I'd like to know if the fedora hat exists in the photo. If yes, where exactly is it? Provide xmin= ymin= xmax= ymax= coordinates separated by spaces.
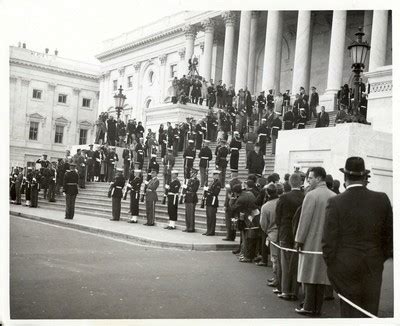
xmin=339 ymin=157 xmax=370 ymax=176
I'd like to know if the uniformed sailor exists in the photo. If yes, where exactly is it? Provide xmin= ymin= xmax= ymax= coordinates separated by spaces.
xmin=257 ymin=118 xmax=268 ymax=156
xmin=108 ymin=168 xmax=125 ymax=221
xmin=164 ymin=170 xmax=181 ymax=230
xmin=183 ymin=168 xmax=200 ymax=232
xmin=63 ymin=162 xmax=79 ymax=219
xmin=215 ymin=139 xmax=229 ymax=188
xmin=144 ymin=169 xmax=159 ymax=226
xmin=203 ymin=170 xmax=222 ymax=236
xmin=183 ymin=140 xmax=196 ymax=183
xmin=198 ymin=140 xmax=212 ymax=187
xmin=125 ymin=169 xmax=143 ymax=223
xmin=229 ymin=131 xmax=242 ymax=177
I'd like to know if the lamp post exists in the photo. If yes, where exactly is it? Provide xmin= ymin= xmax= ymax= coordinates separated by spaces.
xmin=348 ymin=27 xmax=370 ymax=117
xmin=113 ymin=85 xmax=126 ymax=119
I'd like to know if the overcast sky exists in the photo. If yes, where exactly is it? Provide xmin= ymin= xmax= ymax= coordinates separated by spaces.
xmin=3 ymin=0 xmax=181 ymax=64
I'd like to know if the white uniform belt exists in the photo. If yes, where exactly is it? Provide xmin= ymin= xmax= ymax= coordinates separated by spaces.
xmin=201 ymin=157 xmax=210 ymax=160
xmin=259 ymin=133 xmax=267 ymax=136
xmin=272 ymin=126 xmax=279 ymax=129
xmin=298 ymin=123 xmax=305 ymax=125
xmin=66 ymin=183 xmax=77 ymax=185
xmin=168 ymin=193 xmax=179 ymax=196
xmin=116 ymin=186 xmax=123 ymax=189
xmin=247 ymin=141 xmax=253 ymax=143
xmin=231 ymin=148 xmax=239 ymax=150
xmin=219 ymin=157 xmax=228 ymax=160
xmin=185 ymin=156 xmax=194 ymax=159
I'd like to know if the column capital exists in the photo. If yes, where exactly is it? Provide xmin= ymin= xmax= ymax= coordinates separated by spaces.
xmin=178 ymin=48 xmax=186 ymax=60
xmin=222 ymin=11 xmax=237 ymax=26
xmin=158 ymin=54 xmax=168 ymax=65
xmin=183 ymin=24 xmax=197 ymax=39
xmin=118 ymin=67 xmax=125 ymax=77
xmin=21 ymin=78 xmax=30 ymax=86
xmin=133 ymin=62 xmax=141 ymax=72
xmin=47 ymin=83 xmax=57 ymax=91
xmin=73 ymin=88 xmax=81 ymax=95
xmin=201 ymin=18 xmax=216 ymax=33
xmin=10 ymin=75 xmax=18 ymax=83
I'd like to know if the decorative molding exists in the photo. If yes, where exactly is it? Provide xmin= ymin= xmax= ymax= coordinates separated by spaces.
xmin=26 ymin=112 xmax=46 ymax=127
xmin=222 ymin=11 xmax=237 ymax=26
xmin=178 ymin=48 xmax=186 ymax=60
xmin=118 ymin=67 xmax=125 ymax=77
xmin=10 ymin=75 xmax=18 ymax=83
xmin=369 ymin=81 xmax=392 ymax=93
xmin=158 ymin=54 xmax=168 ymax=65
xmin=47 ymin=83 xmax=56 ymax=91
xmin=201 ymin=18 xmax=216 ymax=33
xmin=10 ymin=58 xmax=100 ymax=81
xmin=96 ymin=26 xmax=184 ymax=61
xmin=183 ymin=24 xmax=197 ymax=39
xmin=79 ymin=119 xmax=93 ymax=129
xmin=53 ymin=116 xmax=71 ymax=130
xmin=133 ymin=62 xmax=141 ymax=72
xmin=73 ymin=88 xmax=81 ymax=95
xmin=21 ymin=78 xmax=30 ymax=86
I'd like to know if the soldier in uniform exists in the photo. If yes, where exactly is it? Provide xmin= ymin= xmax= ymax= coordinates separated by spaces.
xmin=159 ymin=126 xmax=168 ymax=159
xmin=244 ymin=125 xmax=258 ymax=168
xmin=135 ymin=138 xmax=145 ymax=170
xmin=86 ymin=144 xmax=95 ymax=182
xmin=147 ymin=154 xmax=160 ymax=180
xmin=106 ymin=147 xmax=119 ymax=182
xmin=63 ymin=162 xmax=79 ymax=219
xmin=203 ymin=171 xmax=222 ymax=236
xmin=172 ymin=124 xmax=180 ymax=157
xmin=271 ymin=113 xmax=282 ymax=155
xmin=108 ymin=168 xmax=125 ymax=221
xmin=122 ymin=143 xmax=133 ymax=180
xmin=283 ymin=106 xmax=295 ymax=130
xmin=297 ymin=108 xmax=307 ymax=129
xmin=36 ymin=154 xmax=50 ymax=171
xmin=257 ymin=91 xmax=267 ymax=122
xmin=195 ymin=122 xmax=203 ymax=150
xmin=77 ymin=150 xmax=87 ymax=189
xmin=229 ymin=131 xmax=242 ymax=178
xmin=309 ymin=86 xmax=319 ymax=119
xmin=267 ymin=89 xmax=275 ymax=111
xmin=144 ymin=169 xmax=159 ymax=226
xmin=124 ymin=169 xmax=143 ymax=223
xmin=198 ymin=140 xmax=212 ymax=188
xmin=163 ymin=148 xmax=175 ymax=187
xmin=183 ymin=168 xmax=200 ymax=232
xmin=29 ymin=169 xmax=40 ymax=208
xmin=215 ymin=139 xmax=229 ymax=188
xmin=257 ymin=118 xmax=268 ymax=156
xmin=223 ymin=178 xmax=242 ymax=241
xmin=24 ymin=167 xmax=33 ymax=206
xmin=47 ymin=162 xmax=57 ymax=202
xmin=164 ymin=170 xmax=181 ymax=230
xmin=183 ymin=140 xmax=196 ymax=184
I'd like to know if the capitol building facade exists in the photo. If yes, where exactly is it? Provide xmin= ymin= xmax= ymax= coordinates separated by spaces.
xmin=95 ymin=10 xmax=392 ymax=126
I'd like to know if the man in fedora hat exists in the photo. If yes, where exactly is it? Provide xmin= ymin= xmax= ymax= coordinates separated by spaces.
xmin=322 ymin=157 xmax=392 ymax=318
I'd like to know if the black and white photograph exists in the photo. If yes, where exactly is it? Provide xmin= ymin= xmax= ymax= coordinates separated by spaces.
xmin=0 ymin=0 xmax=398 ymax=325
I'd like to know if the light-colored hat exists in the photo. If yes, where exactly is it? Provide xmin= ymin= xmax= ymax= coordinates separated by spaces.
xmin=134 ymin=169 xmax=142 ymax=173
xmin=188 ymin=140 xmax=194 ymax=143
xmin=151 ymin=154 xmax=157 ymax=158
xmin=116 ymin=167 xmax=123 ymax=172
xmin=212 ymin=170 xmax=220 ymax=174
xmin=171 ymin=170 xmax=179 ymax=174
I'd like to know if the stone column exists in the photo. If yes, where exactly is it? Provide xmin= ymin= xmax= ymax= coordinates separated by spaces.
xmin=247 ymin=11 xmax=260 ymax=93
xmin=183 ymin=25 xmax=197 ymax=63
xmin=158 ymin=54 xmax=167 ymax=101
xmin=178 ymin=48 xmax=186 ymax=76
xmin=363 ymin=10 xmax=373 ymax=71
xmin=221 ymin=11 xmax=237 ymax=86
xmin=234 ymin=11 xmax=252 ymax=91
xmin=291 ymin=11 xmax=312 ymax=94
xmin=369 ymin=10 xmax=388 ymax=72
xmin=326 ymin=11 xmax=347 ymax=93
xmin=201 ymin=18 xmax=215 ymax=81
xmin=262 ymin=11 xmax=282 ymax=92
xmin=133 ymin=62 xmax=141 ymax=121
xmin=274 ymin=13 xmax=283 ymax=93
xmin=73 ymin=88 xmax=81 ymax=144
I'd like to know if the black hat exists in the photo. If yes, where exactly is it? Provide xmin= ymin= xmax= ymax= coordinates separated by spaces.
xmin=339 ymin=157 xmax=370 ymax=176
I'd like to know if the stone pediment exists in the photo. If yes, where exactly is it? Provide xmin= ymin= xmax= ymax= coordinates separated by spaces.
xmin=79 ymin=120 xmax=93 ymax=128
xmin=54 ymin=116 xmax=69 ymax=125
xmin=28 ymin=112 xmax=45 ymax=120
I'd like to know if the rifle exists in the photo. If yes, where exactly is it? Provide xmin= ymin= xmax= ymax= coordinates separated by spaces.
xmin=200 ymin=160 xmax=209 ymax=208
xmin=179 ymin=181 xmax=186 ymax=204
xmin=162 ymin=159 xmax=170 ymax=205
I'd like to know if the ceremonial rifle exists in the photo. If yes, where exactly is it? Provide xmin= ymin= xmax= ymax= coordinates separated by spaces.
xmin=200 ymin=159 xmax=209 ymax=209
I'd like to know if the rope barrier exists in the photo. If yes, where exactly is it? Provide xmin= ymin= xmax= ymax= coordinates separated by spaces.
xmin=269 ymin=241 xmax=379 ymax=318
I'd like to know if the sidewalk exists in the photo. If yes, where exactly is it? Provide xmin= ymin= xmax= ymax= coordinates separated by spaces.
xmin=10 ymin=205 xmax=239 ymax=251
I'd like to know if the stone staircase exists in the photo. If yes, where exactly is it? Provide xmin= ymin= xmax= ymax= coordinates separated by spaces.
xmin=37 ymin=110 xmax=338 ymax=235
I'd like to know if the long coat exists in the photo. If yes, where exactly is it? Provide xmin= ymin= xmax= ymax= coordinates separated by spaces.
xmin=295 ymin=182 xmax=335 ymax=285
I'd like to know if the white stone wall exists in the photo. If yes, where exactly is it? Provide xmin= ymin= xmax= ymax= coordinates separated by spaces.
xmin=9 ymin=46 xmax=100 ymax=167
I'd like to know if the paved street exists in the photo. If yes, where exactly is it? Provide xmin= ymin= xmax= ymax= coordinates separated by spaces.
xmin=10 ymin=216 xmax=393 ymax=319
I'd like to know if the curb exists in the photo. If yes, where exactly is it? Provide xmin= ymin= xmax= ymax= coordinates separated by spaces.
xmin=10 ymin=210 xmax=239 ymax=252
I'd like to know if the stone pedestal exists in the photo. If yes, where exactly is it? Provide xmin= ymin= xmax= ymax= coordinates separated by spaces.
xmin=274 ymin=123 xmax=392 ymax=202
xmin=145 ymin=103 xmax=209 ymax=135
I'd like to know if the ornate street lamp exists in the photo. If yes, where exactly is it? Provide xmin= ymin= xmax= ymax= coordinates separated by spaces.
xmin=348 ymin=27 xmax=370 ymax=117
xmin=113 ymin=85 xmax=126 ymax=119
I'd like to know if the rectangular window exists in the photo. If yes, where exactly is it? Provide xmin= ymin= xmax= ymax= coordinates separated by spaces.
xmin=32 ymin=89 xmax=42 ymax=99
xmin=54 ymin=125 xmax=64 ymax=144
xmin=113 ymin=80 xmax=118 ymax=91
xmin=29 ymin=121 xmax=39 ymax=140
xmin=79 ymin=129 xmax=87 ymax=145
xmin=127 ymin=76 xmax=133 ymax=88
xmin=170 ymin=64 xmax=177 ymax=78
xmin=82 ymin=98 xmax=91 ymax=108
xmin=58 ymin=94 xmax=67 ymax=104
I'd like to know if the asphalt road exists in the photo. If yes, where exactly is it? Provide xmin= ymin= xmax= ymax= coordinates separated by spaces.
xmin=10 ymin=216 xmax=393 ymax=319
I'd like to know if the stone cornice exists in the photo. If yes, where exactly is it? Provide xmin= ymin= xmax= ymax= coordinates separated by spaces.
xmin=96 ymin=26 xmax=184 ymax=61
xmin=10 ymin=58 xmax=100 ymax=81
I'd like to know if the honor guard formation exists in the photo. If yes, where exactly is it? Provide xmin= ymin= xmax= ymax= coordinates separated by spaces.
xmin=10 ymin=77 xmax=391 ymax=319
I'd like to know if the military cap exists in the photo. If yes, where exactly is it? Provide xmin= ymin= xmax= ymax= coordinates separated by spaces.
xmin=134 ymin=169 xmax=142 ymax=173
xmin=27 ymin=167 xmax=33 ymax=170
xmin=188 ymin=140 xmax=194 ymax=143
xmin=212 ymin=170 xmax=220 ymax=174
xmin=204 ymin=140 xmax=210 ymax=143
xmin=171 ymin=170 xmax=179 ymax=174
xmin=151 ymin=153 xmax=157 ymax=158
xmin=116 ymin=168 xmax=123 ymax=172
xmin=167 ymin=147 xmax=173 ymax=151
